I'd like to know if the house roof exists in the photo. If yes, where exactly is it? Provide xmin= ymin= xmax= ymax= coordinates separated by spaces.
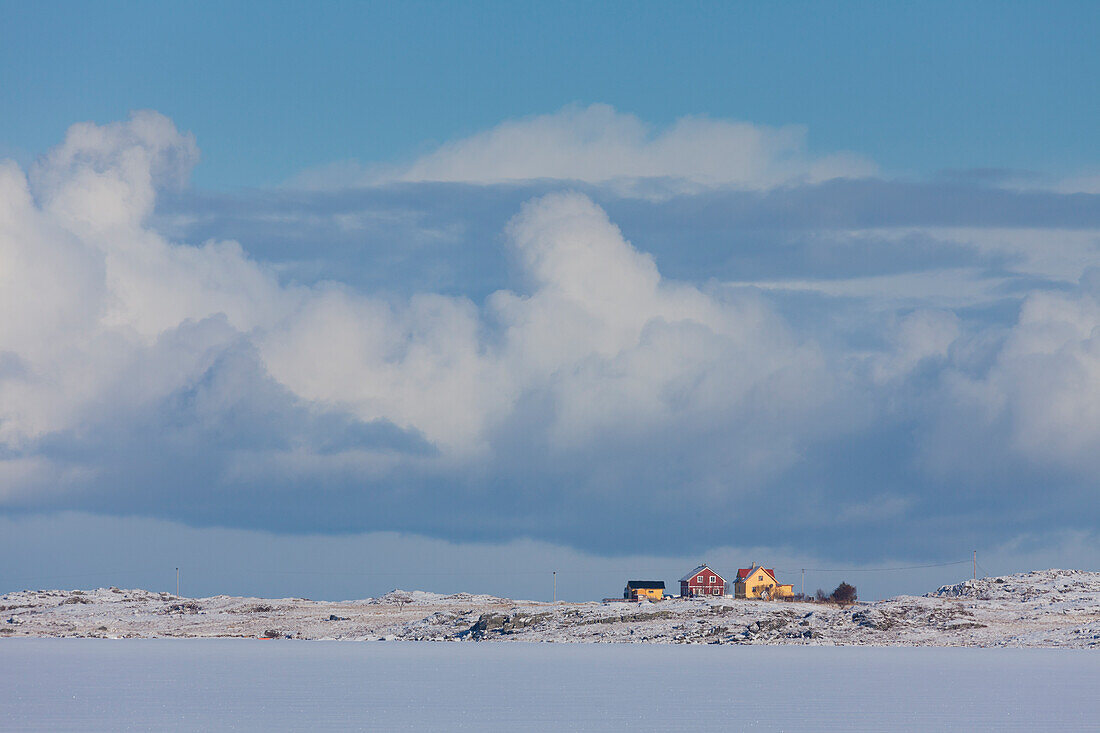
xmin=736 ymin=566 xmax=778 ymax=583
xmin=679 ymin=564 xmax=726 ymax=583
xmin=626 ymin=580 xmax=665 ymax=589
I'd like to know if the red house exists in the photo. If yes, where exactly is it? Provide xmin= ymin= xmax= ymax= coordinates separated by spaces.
xmin=679 ymin=564 xmax=726 ymax=597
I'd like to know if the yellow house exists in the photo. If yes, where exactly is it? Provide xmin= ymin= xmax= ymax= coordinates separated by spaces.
xmin=624 ymin=580 xmax=665 ymax=601
xmin=733 ymin=566 xmax=794 ymax=600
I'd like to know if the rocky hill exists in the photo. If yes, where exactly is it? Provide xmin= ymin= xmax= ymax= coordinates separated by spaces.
xmin=3 ymin=570 xmax=1098 ymax=648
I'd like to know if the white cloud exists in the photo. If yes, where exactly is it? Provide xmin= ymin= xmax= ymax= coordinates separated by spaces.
xmin=911 ymin=270 xmax=1100 ymax=484
xmin=1033 ymin=172 xmax=1100 ymax=195
xmin=728 ymin=226 xmax=1100 ymax=314
xmin=491 ymin=194 xmax=833 ymax=453
xmin=259 ymin=286 xmax=505 ymax=454
xmin=32 ymin=110 xmax=198 ymax=232
xmin=4 ymin=110 xmax=1099 ymax=558
xmin=0 ymin=112 xmax=838 ymax=498
xmin=0 ymin=113 xmax=293 ymax=450
xmin=917 ymin=227 xmax=1100 ymax=286
xmin=978 ymin=274 xmax=1100 ymax=469
xmin=260 ymin=192 xmax=833 ymax=458
xmin=871 ymin=310 xmax=961 ymax=384
xmin=290 ymin=104 xmax=876 ymax=192
xmin=726 ymin=268 xmax=1009 ymax=310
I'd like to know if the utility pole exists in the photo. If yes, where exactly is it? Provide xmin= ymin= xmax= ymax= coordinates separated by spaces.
xmin=176 ymin=567 xmax=179 ymax=597
xmin=801 ymin=569 xmax=805 ymax=596
xmin=973 ymin=550 xmax=977 ymax=580
xmin=553 ymin=571 xmax=557 ymax=603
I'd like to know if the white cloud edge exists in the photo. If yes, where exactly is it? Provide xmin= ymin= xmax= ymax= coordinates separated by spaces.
xmin=287 ymin=103 xmax=878 ymax=193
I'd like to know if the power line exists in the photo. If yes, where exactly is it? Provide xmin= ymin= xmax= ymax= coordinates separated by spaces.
xmin=3 ymin=560 xmax=974 ymax=582
xmin=0 ymin=569 xmax=166 ymax=586
xmin=774 ymin=560 xmax=971 ymax=574
xmin=0 ymin=559 xmax=976 ymax=591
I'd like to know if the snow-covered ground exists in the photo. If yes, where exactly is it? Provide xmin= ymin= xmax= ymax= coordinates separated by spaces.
xmin=1 ymin=639 xmax=1096 ymax=730
xmin=2 ymin=570 xmax=1099 ymax=647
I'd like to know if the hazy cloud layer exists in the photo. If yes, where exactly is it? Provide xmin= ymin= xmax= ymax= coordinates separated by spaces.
xmin=2 ymin=112 xmax=1099 ymax=573
xmin=3 ymin=513 xmax=1094 ymax=602
xmin=291 ymin=104 xmax=876 ymax=193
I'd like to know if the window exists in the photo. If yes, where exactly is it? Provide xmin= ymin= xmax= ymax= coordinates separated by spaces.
xmin=697 ymin=575 xmax=703 ymax=582
xmin=758 ymin=575 xmax=763 ymax=581
xmin=709 ymin=576 xmax=716 ymax=583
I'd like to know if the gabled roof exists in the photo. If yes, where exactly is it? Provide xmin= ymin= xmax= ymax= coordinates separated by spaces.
xmin=626 ymin=580 xmax=665 ymax=589
xmin=679 ymin=564 xmax=726 ymax=583
xmin=736 ymin=566 xmax=778 ymax=583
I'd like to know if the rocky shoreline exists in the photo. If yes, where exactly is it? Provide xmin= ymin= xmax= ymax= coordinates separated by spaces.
xmin=3 ymin=570 xmax=1098 ymax=648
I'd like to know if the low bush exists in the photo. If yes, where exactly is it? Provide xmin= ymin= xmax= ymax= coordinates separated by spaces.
xmin=831 ymin=582 xmax=858 ymax=607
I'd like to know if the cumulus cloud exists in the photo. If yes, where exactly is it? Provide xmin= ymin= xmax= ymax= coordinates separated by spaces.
xmin=291 ymin=104 xmax=876 ymax=192
xmin=944 ymin=272 xmax=1100 ymax=472
xmin=32 ymin=110 xmax=198 ymax=230
xmin=870 ymin=310 xmax=961 ymax=384
xmin=3 ymin=111 xmax=1099 ymax=562
xmin=0 ymin=112 xmax=839 ymax=522
xmin=0 ymin=112 xmax=290 ymax=453
xmin=256 ymin=191 xmax=835 ymax=459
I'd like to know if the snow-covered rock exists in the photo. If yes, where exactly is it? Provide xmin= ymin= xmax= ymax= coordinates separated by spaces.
xmin=2 ymin=570 xmax=1098 ymax=648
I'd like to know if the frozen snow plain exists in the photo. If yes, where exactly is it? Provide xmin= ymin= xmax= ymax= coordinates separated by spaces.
xmin=1 ymin=639 xmax=1096 ymax=731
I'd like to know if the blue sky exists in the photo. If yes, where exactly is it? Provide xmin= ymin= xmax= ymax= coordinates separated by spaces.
xmin=4 ymin=2 xmax=1099 ymax=188
xmin=2 ymin=2 xmax=1099 ymax=601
